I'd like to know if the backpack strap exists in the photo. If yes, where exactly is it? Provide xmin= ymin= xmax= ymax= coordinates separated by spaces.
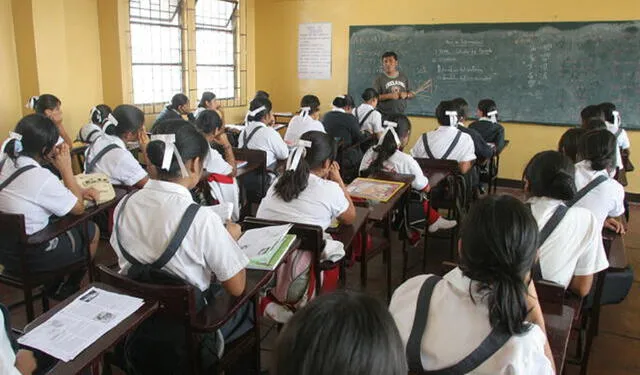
xmin=530 ymin=203 xmax=569 ymax=281
xmin=0 ymin=161 xmax=36 ymax=193
xmin=115 ymin=191 xmax=201 ymax=269
xmin=242 ymin=126 xmax=263 ymax=150
xmin=421 ymin=133 xmax=436 ymax=159
xmin=84 ymin=143 xmax=120 ymax=174
xmin=407 ymin=275 xmax=512 ymax=375
xmin=358 ymin=109 xmax=376 ymax=128
xmin=441 ymin=130 xmax=462 ymax=160
xmin=615 ymin=128 xmax=622 ymax=139
xmin=568 ymin=175 xmax=608 ymax=207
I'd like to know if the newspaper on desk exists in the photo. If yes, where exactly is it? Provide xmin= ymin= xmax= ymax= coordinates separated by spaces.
xmin=18 ymin=287 xmax=144 ymax=362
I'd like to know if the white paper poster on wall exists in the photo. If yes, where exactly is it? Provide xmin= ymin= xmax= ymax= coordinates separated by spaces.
xmin=298 ymin=22 xmax=332 ymax=80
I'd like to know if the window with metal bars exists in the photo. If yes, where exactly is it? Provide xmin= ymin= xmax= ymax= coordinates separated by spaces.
xmin=195 ymin=0 xmax=238 ymax=100
xmin=129 ymin=0 xmax=184 ymax=105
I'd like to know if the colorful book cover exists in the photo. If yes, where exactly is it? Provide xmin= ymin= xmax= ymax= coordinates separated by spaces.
xmin=346 ymin=177 xmax=405 ymax=203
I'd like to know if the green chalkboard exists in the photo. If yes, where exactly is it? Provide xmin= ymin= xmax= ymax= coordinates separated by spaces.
xmin=348 ymin=21 xmax=640 ymax=129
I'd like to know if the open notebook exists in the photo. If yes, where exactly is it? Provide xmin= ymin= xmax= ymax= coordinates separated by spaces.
xmin=238 ymin=224 xmax=296 ymax=271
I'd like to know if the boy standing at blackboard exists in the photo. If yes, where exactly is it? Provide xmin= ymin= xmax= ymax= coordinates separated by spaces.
xmin=373 ymin=51 xmax=415 ymax=115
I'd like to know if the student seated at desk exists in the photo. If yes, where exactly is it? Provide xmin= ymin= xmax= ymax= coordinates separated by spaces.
xmin=78 ymin=105 xmax=116 ymax=144
xmin=284 ymin=95 xmax=326 ymax=145
xmin=194 ymin=110 xmax=240 ymax=221
xmin=26 ymin=94 xmax=73 ymax=147
xmin=359 ymin=115 xmax=456 ymax=233
xmin=469 ymin=98 xmax=506 ymax=152
xmin=354 ymin=88 xmax=384 ymax=139
xmin=323 ymin=95 xmax=366 ymax=181
xmin=573 ymin=129 xmax=625 ymax=233
xmin=390 ymin=195 xmax=554 ymax=374
xmin=273 ymin=291 xmax=407 ymax=375
xmin=410 ymin=100 xmax=476 ymax=174
xmin=582 ymin=118 xmax=624 ymax=171
xmin=0 ymin=114 xmax=100 ymax=300
xmin=238 ymin=97 xmax=289 ymax=169
xmin=83 ymin=105 xmax=149 ymax=188
xmin=580 ymin=104 xmax=604 ymax=128
xmin=151 ymin=93 xmax=195 ymax=131
xmin=192 ymin=91 xmax=224 ymax=121
xmin=524 ymin=151 xmax=608 ymax=296
xmin=452 ymin=98 xmax=493 ymax=162
xmin=110 ymin=121 xmax=252 ymax=371
xmin=558 ymin=127 xmax=587 ymax=163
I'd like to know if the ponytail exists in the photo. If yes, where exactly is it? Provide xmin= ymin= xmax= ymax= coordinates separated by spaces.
xmin=332 ymin=95 xmax=355 ymax=109
xmin=106 ymin=105 xmax=144 ymax=137
xmin=361 ymin=88 xmax=379 ymax=102
xmin=523 ymin=151 xmax=576 ymax=201
xmin=478 ymin=99 xmax=498 ymax=118
xmin=247 ymin=97 xmax=272 ymax=123
xmin=27 ymin=94 xmax=61 ymax=114
xmin=578 ymin=129 xmax=617 ymax=171
xmin=361 ymin=115 xmax=410 ymax=178
xmin=147 ymin=120 xmax=209 ymax=180
xmin=3 ymin=114 xmax=59 ymax=162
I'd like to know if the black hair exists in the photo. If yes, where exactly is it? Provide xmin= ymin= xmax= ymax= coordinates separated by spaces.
xmin=273 ymin=290 xmax=407 ymax=375
xmin=583 ymin=118 xmax=607 ymax=131
xmin=381 ymin=51 xmax=398 ymax=61
xmin=478 ymin=99 xmax=498 ymax=117
xmin=558 ymin=128 xmax=587 ymax=163
xmin=4 ymin=114 xmax=59 ymax=161
xmin=435 ymin=100 xmax=457 ymax=126
xmin=247 ymin=97 xmax=273 ymax=122
xmin=300 ymin=95 xmax=321 ymax=115
xmin=254 ymin=90 xmax=270 ymax=100
xmin=90 ymin=104 xmax=113 ymax=126
xmin=578 ymin=129 xmax=617 ymax=171
xmin=32 ymin=94 xmax=61 ymax=114
xmin=598 ymin=102 xmax=617 ymax=124
xmin=361 ymin=88 xmax=379 ymax=102
xmin=459 ymin=195 xmax=539 ymax=335
xmin=274 ymin=131 xmax=336 ymax=202
xmin=169 ymin=93 xmax=189 ymax=110
xmin=580 ymin=105 xmax=604 ymax=126
xmin=105 ymin=104 xmax=145 ymax=137
xmin=523 ymin=151 xmax=576 ymax=201
xmin=332 ymin=95 xmax=355 ymax=109
xmin=452 ymin=97 xmax=469 ymax=121
xmin=194 ymin=110 xmax=223 ymax=135
xmin=198 ymin=92 xmax=216 ymax=108
xmin=147 ymin=119 xmax=209 ymax=180
xmin=361 ymin=114 xmax=411 ymax=177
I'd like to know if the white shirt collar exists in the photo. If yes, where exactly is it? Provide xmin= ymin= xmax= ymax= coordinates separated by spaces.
xmin=479 ymin=117 xmax=491 ymax=122
xmin=437 ymin=125 xmax=459 ymax=132
xmin=443 ymin=267 xmax=487 ymax=299
xmin=14 ymin=155 xmax=41 ymax=168
xmin=359 ymin=103 xmax=374 ymax=110
xmin=247 ymin=120 xmax=267 ymax=128
xmin=332 ymin=107 xmax=346 ymax=113
xmin=144 ymin=179 xmax=194 ymax=200
xmin=575 ymin=160 xmax=609 ymax=178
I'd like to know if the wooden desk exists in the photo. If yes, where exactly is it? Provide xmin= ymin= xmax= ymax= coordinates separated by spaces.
xmin=541 ymin=301 xmax=576 ymax=374
xmin=329 ymin=207 xmax=370 ymax=286
xmin=602 ymin=228 xmax=628 ymax=270
xmin=23 ymin=282 xmax=159 ymax=375
xmin=233 ymin=148 xmax=266 ymax=178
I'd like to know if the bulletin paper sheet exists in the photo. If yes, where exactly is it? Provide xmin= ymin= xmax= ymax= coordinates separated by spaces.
xmin=18 ymin=287 xmax=144 ymax=362
xmin=298 ymin=22 xmax=332 ymax=80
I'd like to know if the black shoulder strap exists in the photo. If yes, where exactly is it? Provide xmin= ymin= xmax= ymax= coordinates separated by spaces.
xmin=358 ymin=109 xmax=376 ymax=128
xmin=408 ymin=275 xmax=512 ymax=374
xmin=531 ymin=204 xmax=569 ymax=281
xmin=441 ymin=130 xmax=462 ymax=160
xmin=115 ymin=192 xmax=201 ymax=269
xmin=568 ymin=175 xmax=608 ymax=207
xmin=615 ymin=128 xmax=622 ymax=138
xmin=242 ymin=126 xmax=263 ymax=149
xmin=422 ymin=133 xmax=436 ymax=159
xmin=0 ymin=162 xmax=36 ymax=192
xmin=85 ymin=143 xmax=120 ymax=174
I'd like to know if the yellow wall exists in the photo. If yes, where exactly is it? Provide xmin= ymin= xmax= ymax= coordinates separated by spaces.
xmin=254 ymin=0 xmax=640 ymax=193
xmin=0 ymin=0 xmax=23 ymax=136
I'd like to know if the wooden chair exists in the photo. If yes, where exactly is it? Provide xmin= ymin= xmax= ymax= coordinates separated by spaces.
xmin=96 ymin=265 xmax=261 ymax=375
xmin=487 ymin=140 xmax=510 ymax=194
xmin=0 ymin=213 xmax=92 ymax=323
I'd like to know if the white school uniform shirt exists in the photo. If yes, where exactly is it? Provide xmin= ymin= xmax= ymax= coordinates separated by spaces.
xmin=204 ymin=145 xmax=233 ymax=175
xmin=410 ymin=126 xmax=476 ymax=163
xmin=573 ymin=160 xmax=625 ymax=228
xmin=0 ymin=311 xmax=20 ymax=375
xmin=204 ymin=146 xmax=240 ymax=221
xmin=0 ymin=156 xmax=77 ymax=235
xmin=605 ymin=121 xmax=631 ymax=150
xmin=84 ymin=134 xmax=147 ymax=186
xmin=238 ymin=121 xmax=289 ymax=167
xmin=359 ymin=148 xmax=429 ymax=191
xmin=110 ymin=180 xmax=249 ymax=291
xmin=283 ymin=115 xmax=326 ymax=144
xmin=390 ymin=268 xmax=553 ymax=374
xmin=528 ymin=196 xmax=608 ymax=288
xmin=353 ymin=103 xmax=383 ymax=135
xmin=256 ymin=173 xmax=349 ymax=230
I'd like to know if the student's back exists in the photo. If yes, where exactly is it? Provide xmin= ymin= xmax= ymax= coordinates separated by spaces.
xmin=469 ymin=99 xmax=506 ymax=152
xmin=322 ymin=111 xmax=363 ymax=149
xmin=238 ymin=97 xmax=288 ymax=167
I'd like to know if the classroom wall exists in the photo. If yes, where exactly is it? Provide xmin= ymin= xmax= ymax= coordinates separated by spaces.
xmin=254 ymin=0 xmax=640 ymax=193
xmin=0 ymin=0 xmax=23 ymax=136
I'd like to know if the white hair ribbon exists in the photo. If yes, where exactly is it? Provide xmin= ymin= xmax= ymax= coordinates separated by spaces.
xmin=248 ymin=105 xmax=266 ymax=118
xmin=445 ymin=111 xmax=458 ymax=126
xmin=55 ymin=137 xmax=64 ymax=146
xmin=286 ymin=139 xmax=312 ymax=171
xmin=487 ymin=110 xmax=498 ymax=123
xmin=2 ymin=132 xmax=23 ymax=154
xmin=612 ymin=110 xmax=621 ymax=128
xmin=26 ymin=96 xmax=39 ymax=110
xmin=90 ymin=107 xmax=102 ymax=124
xmin=380 ymin=120 xmax=400 ymax=147
xmin=300 ymin=107 xmax=311 ymax=118
xmin=103 ymin=113 xmax=118 ymax=131
xmin=150 ymin=134 xmax=189 ymax=178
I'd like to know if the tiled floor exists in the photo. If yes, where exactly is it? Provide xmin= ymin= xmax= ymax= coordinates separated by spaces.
xmin=2 ymin=188 xmax=638 ymax=374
